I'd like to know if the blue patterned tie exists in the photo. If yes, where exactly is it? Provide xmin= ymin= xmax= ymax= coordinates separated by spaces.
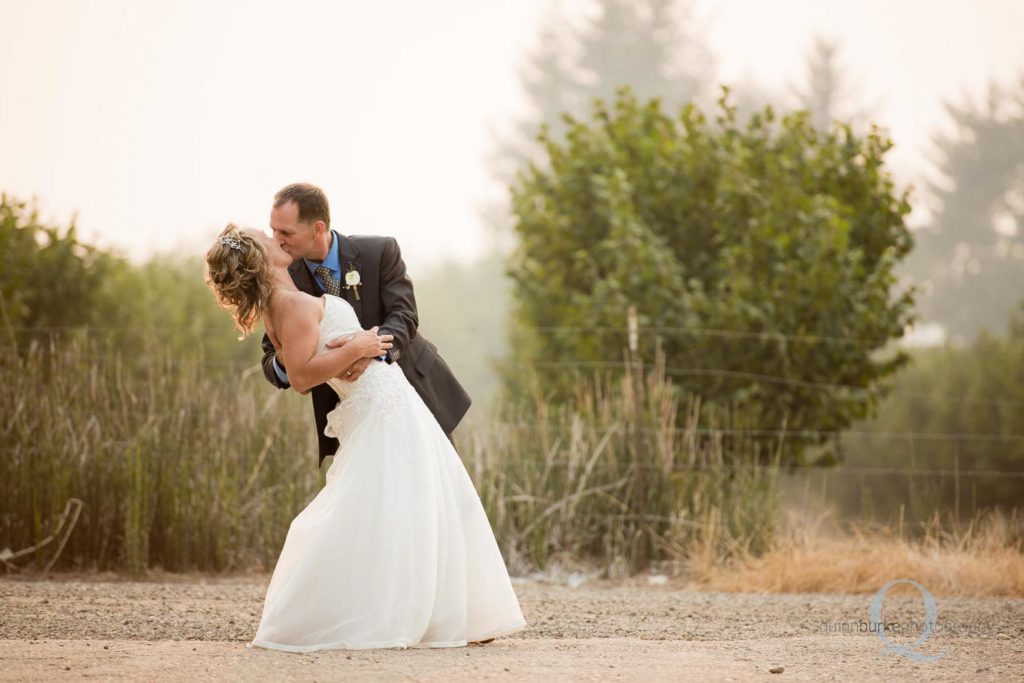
xmin=315 ymin=266 xmax=341 ymax=297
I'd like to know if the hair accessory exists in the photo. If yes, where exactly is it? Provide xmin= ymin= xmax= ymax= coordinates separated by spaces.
xmin=217 ymin=235 xmax=243 ymax=251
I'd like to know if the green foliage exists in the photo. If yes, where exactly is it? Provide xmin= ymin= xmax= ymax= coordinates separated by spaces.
xmin=0 ymin=195 xmax=125 ymax=333
xmin=507 ymin=88 xmax=916 ymax=464
xmin=0 ymin=194 xmax=260 ymax=367
xmin=834 ymin=301 xmax=1024 ymax=521
xmin=104 ymin=255 xmax=263 ymax=366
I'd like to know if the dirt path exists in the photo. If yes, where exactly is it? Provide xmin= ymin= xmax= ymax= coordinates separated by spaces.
xmin=1 ymin=575 xmax=1021 ymax=681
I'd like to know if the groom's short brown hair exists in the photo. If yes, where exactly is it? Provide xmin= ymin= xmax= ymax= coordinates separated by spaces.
xmin=274 ymin=182 xmax=331 ymax=228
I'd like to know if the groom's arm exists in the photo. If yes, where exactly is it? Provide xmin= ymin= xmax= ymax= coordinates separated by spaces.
xmin=376 ymin=236 xmax=418 ymax=365
xmin=261 ymin=331 xmax=291 ymax=389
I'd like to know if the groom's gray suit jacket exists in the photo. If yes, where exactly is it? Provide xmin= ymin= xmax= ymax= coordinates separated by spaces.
xmin=260 ymin=231 xmax=472 ymax=466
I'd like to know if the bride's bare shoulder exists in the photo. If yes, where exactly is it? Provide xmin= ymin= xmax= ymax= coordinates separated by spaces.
xmin=270 ymin=290 xmax=322 ymax=323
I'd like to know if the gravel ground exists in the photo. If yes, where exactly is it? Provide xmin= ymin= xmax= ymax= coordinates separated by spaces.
xmin=1 ymin=574 xmax=1022 ymax=681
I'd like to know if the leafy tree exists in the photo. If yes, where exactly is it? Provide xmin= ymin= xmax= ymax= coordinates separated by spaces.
xmin=111 ymin=254 xmax=263 ymax=366
xmin=0 ymin=194 xmax=259 ymax=367
xmin=507 ymin=89 xmax=916 ymax=464
xmin=0 ymin=195 xmax=123 ymax=335
xmin=838 ymin=301 xmax=1024 ymax=520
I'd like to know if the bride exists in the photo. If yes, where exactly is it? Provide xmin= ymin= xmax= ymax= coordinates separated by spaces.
xmin=205 ymin=224 xmax=527 ymax=651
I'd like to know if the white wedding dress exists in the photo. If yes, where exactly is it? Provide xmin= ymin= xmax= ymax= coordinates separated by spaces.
xmin=250 ymin=294 xmax=526 ymax=652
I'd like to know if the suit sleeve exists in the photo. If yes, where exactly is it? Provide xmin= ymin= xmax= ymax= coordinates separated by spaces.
xmin=377 ymin=237 xmax=418 ymax=364
xmin=261 ymin=331 xmax=290 ymax=389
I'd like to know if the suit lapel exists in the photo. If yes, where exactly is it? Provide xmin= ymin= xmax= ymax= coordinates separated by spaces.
xmin=336 ymin=232 xmax=364 ymax=323
xmin=288 ymin=259 xmax=321 ymax=296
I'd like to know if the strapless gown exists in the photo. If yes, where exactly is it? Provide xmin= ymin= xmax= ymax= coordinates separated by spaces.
xmin=250 ymin=294 xmax=526 ymax=651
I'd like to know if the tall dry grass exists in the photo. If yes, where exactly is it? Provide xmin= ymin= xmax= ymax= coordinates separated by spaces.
xmin=14 ymin=336 xmax=1018 ymax=596
xmin=2 ymin=340 xmax=782 ymax=577
xmin=1 ymin=338 xmax=320 ymax=573
xmin=463 ymin=354 xmax=781 ymax=577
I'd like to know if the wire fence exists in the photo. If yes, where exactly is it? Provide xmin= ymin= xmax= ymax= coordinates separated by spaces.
xmin=485 ymin=461 xmax=1024 ymax=480
xmin=2 ymin=443 xmax=1020 ymax=480
xmin=6 ymin=405 xmax=1024 ymax=445
xmin=0 ymin=322 xmax=909 ymax=347
xmin=6 ymin=341 xmax=1024 ymax=411
xmin=487 ymin=421 xmax=1024 ymax=444
xmin=6 ymin=323 xmax=1023 ymax=482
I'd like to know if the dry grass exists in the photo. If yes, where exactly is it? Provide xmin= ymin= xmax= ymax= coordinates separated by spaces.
xmin=6 ymin=337 xmax=1019 ymax=593
xmin=0 ymin=337 xmax=321 ymax=573
xmin=463 ymin=354 xmax=781 ymax=577
xmin=692 ymin=509 xmax=1024 ymax=597
xmin=2 ymin=340 xmax=780 ymax=576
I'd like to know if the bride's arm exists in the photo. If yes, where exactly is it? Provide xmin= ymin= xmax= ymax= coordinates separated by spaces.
xmin=274 ymin=303 xmax=393 ymax=394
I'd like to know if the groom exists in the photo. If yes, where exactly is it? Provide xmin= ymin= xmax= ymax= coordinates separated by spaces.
xmin=260 ymin=182 xmax=472 ymax=467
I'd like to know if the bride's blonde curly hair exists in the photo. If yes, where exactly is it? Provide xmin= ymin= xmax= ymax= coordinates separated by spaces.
xmin=205 ymin=224 xmax=273 ymax=338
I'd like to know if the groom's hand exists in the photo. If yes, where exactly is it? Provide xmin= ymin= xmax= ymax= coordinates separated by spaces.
xmin=338 ymin=357 xmax=372 ymax=382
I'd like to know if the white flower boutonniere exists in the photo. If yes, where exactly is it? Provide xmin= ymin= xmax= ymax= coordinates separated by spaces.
xmin=344 ymin=265 xmax=362 ymax=301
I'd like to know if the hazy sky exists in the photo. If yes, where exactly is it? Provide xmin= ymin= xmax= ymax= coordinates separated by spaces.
xmin=1 ymin=0 xmax=1022 ymax=271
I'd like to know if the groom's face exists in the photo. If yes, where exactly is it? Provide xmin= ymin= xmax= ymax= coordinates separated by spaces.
xmin=270 ymin=201 xmax=328 ymax=261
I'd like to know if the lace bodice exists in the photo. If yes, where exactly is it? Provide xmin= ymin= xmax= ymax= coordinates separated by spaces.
xmin=318 ymin=295 xmax=407 ymax=443
xmin=316 ymin=294 xmax=364 ymax=383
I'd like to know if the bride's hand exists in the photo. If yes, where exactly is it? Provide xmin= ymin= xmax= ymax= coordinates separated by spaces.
xmin=326 ymin=328 xmax=394 ymax=359
xmin=352 ymin=326 xmax=393 ymax=358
